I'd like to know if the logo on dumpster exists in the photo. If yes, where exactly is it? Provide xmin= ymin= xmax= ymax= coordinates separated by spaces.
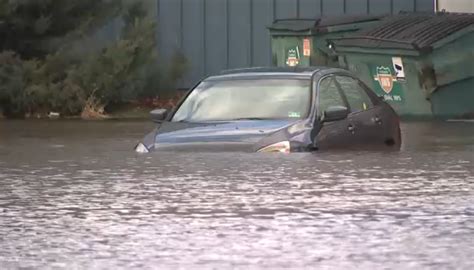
xmin=286 ymin=47 xmax=300 ymax=67
xmin=374 ymin=66 xmax=397 ymax=94
xmin=370 ymin=65 xmax=403 ymax=103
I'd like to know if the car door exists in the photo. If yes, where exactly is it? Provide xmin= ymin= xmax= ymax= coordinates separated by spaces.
xmin=314 ymin=75 xmax=356 ymax=150
xmin=334 ymin=75 xmax=386 ymax=148
xmin=358 ymin=79 xmax=402 ymax=148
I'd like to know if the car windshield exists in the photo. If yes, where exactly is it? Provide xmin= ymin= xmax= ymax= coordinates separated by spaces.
xmin=172 ymin=78 xmax=311 ymax=122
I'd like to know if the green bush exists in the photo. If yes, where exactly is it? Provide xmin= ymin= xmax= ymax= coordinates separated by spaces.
xmin=25 ymin=52 xmax=84 ymax=115
xmin=0 ymin=51 xmax=29 ymax=116
xmin=0 ymin=0 xmax=189 ymax=118
xmin=0 ymin=0 xmax=122 ymax=58
xmin=64 ymin=16 xmax=186 ymax=115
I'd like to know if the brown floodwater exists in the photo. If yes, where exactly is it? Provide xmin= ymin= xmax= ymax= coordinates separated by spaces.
xmin=0 ymin=120 xmax=473 ymax=269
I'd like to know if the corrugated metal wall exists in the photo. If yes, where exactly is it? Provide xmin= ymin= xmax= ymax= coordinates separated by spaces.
xmin=157 ymin=0 xmax=435 ymax=87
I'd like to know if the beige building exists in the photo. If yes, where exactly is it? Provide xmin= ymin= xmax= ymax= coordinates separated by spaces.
xmin=437 ymin=0 xmax=474 ymax=13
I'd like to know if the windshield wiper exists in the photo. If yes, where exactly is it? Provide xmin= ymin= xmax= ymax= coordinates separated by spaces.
xmin=231 ymin=117 xmax=266 ymax=121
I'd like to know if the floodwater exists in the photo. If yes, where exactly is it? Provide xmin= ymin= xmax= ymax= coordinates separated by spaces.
xmin=0 ymin=120 xmax=473 ymax=269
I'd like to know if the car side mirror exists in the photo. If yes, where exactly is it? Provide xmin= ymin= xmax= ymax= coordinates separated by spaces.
xmin=150 ymin=109 xmax=168 ymax=123
xmin=322 ymin=106 xmax=349 ymax=123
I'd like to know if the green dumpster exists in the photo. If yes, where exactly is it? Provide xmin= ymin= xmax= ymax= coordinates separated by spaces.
xmin=330 ymin=12 xmax=474 ymax=119
xmin=268 ymin=15 xmax=382 ymax=68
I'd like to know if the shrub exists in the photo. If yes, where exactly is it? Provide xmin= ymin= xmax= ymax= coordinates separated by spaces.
xmin=24 ymin=52 xmax=86 ymax=115
xmin=64 ymin=16 xmax=170 ymax=116
xmin=0 ymin=51 xmax=29 ymax=116
xmin=66 ymin=16 xmax=188 ymax=116
xmin=0 ymin=0 xmax=189 ymax=118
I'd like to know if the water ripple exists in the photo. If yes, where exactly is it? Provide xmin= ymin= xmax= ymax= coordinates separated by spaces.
xmin=0 ymin=121 xmax=473 ymax=269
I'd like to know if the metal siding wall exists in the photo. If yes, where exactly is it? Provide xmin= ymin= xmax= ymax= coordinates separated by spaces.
xmin=322 ymin=0 xmax=345 ymax=15
xmin=251 ymin=0 xmax=274 ymax=67
xmin=156 ymin=0 xmax=434 ymax=87
xmin=181 ymin=0 xmax=205 ymax=86
xmin=415 ymin=0 xmax=435 ymax=12
xmin=204 ymin=0 xmax=228 ymax=75
xmin=228 ymin=0 xmax=252 ymax=69
xmin=275 ymin=0 xmax=298 ymax=18
xmin=298 ymin=0 xmax=322 ymax=18
xmin=157 ymin=0 xmax=181 ymax=63
xmin=393 ymin=0 xmax=416 ymax=13
xmin=369 ymin=0 xmax=392 ymax=14
xmin=346 ymin=0 xmax=369 ymax=15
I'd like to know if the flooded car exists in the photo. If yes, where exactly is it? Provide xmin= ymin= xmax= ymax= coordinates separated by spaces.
xmin=135 ymin=67 xmax=401 ymax=153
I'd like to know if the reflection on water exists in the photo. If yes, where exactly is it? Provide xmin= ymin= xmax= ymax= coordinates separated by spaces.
xmin=0 ymin=120 xmax=473 ymax=269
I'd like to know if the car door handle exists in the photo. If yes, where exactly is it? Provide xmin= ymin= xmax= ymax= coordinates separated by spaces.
xmin=373 ymin=116 xmax=383 ymax=125
xmin=348 ymin=124 xmax=355 ymax=134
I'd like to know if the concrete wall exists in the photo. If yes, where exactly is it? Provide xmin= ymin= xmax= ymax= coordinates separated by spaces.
xmin=156 ymin=0 xmax=435 ymax=87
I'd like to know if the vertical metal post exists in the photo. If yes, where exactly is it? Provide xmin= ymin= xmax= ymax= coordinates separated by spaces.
xmin=250 ymin=0 xmax=254 ymax=66
xmin=179 ymin=0 xmax=184 ymax=50
xmin=296 ymin=0 xmax=300 ymax=18
xmin=270 ymin=0 xmax=277 ymax=67
xmin=225 ymin=0 xmax=229 ymax=69
xmin=272 ymin=0 xmax=277 ymax=20
xmin=156 ymin=0 xmax=162 ymax=54
xmin=203 ymin=0 xmax=207 ymax=76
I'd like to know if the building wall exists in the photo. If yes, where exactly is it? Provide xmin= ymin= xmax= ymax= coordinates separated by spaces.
xmin=157 ymin=0 xmax=435 ymax=87
xmin=437 ymin=0 xmax=473 ymax=13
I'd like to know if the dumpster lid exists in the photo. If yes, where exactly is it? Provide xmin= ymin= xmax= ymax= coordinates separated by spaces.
xmin=317 ymin=15 xmax=384 ymax=28
xmin=268 ymin=19 xmax=317 ymax=32
xmin=220 ymin=66 xmax=324 ymax=75
xmin=268 ymin=15 xmax=383 ymax=32
xmin=330 ymin=12 xmax=474 ymax=52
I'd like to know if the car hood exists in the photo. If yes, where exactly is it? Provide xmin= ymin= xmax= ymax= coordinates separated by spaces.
xmin=153 ymin=120 xmax=298 ymax=151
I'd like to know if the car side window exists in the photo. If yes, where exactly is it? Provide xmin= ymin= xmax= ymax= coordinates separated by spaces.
xmin=336 ymin=76 xmax=374 ymax=113
xmin=318 ymin=76 xmax=346 ymax=116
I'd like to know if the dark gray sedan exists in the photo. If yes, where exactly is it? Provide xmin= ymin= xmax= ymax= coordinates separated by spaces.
xmin=135 ymin=67 xmax=401 ymax=153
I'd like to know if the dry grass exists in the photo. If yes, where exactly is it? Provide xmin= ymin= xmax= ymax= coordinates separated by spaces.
xmin=80 ymin=89 xmax=109 ymax=120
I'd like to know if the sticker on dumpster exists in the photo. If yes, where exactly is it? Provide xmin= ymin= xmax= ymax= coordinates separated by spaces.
xmin=286 ymin=46 xmax=300 ymax=67
xmin=371 ymin=65 xmax=404 ymax=103
xmin=288 ymin=111 xmax=301 ymax=118
xmin=303 ymin=38 xmax=311 ymax=56
xmin=392 ymin=57 xmax=406 ymax=81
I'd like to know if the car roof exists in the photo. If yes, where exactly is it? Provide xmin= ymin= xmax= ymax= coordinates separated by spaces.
xmin=205 ymin=66 xmax=339 ymax=81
